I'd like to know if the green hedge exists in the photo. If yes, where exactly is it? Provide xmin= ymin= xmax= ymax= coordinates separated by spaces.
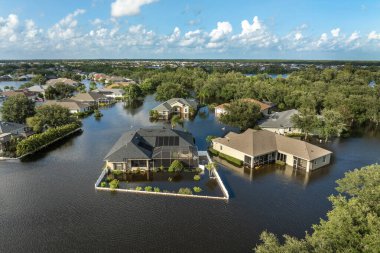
xmin=218 ymin=152 xmax=243 ymax=167
xmin=16 ymin=123 xmax=81 ymax=157
xmin=208 ymin=147 xmax=219 ymax=156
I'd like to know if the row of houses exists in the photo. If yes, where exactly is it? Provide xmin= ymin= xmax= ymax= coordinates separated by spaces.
xmin=0 ymin=121 xmax=34 ymax=153
xmin=103 ymin=126 xmax=332 ymax=174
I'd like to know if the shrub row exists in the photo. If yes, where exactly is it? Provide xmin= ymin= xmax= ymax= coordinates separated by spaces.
xmin=208 ymin=147 xmax=219 ymax=156
xmin=16 ymin=123 xmax=81 ymax=157
xmin=208 ymin=147 xmax=243 ymax=167
xmin=218 ymin=152 xmax=243 ymax=167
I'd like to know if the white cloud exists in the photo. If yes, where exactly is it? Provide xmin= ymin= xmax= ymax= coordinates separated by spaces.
xmin=166 ymin=27 xmax=181 ymax=43
xmin=232 ymin=16 xmax=278 ymax=48
xmin=331 ymin=28 xmax=340 ymax=37
xmin=368 ymin=31 xmax=380 ymax=40
xmin=346 ymin=32 xmax=359 ymax=44
xmin=47 ymin=9 xmax=86 ymax=40
xmin=294 ymin=32 xmax=303 ymax=41
xmin=241 ymin=16 xmax=261 ymax=35
xmin=179 ymin=30 xmax=207 ymax=47
xmin=0 ymin=14 xmax=19 ymax=42
xmin=209 ymin=21 xmax=232 ymax=42
xmin=111 ymin=0 xmax=157 ymax=17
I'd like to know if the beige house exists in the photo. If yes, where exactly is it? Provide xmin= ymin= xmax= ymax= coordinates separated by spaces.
xmin=44 ymin=100 xmax=92 ymax=114
xmin=215 ymin=98 xmax=275 ymax=117
xmin=45 ymin=78 xmax=78 ymax=87
xmin=152 ymin=98 xmax=198 ymax=119
xmin=212 ymin=129 xmax=332 ymax=172
xmin=70 ymin=92 xmax=110 ymax=106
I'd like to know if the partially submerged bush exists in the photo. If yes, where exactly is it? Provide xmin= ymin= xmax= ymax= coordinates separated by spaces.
xmin=144 ymin=186 xmax=153 ymax=192
xmin=109 ymin=179 xmax=119 ymax=189
xmin=100 ymin=182 xmax=107 ymax=187
xmin=193 ymin=174 xmax=201 ymax=181
xmin=178 ymin=188 xmax=193 ymax=195
xmin=169 ymin=160 xmax=184 ymax=173
xmin=135 ymin=186 xmax=142 ymax=191
xmin=154 ymin=187 xmax=160 ymax=192
xmin=193 ymin=187 xmax=202 ymax=193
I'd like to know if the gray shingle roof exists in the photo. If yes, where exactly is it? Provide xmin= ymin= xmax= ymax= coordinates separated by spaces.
xmin=104 ymin=127 xmax=195 ymax=162
xmin=258 ymin=109 xmax=299 ymax=129
xmin=0 ymin=121 xmax=28 ymax=135
xmin=152 ymin=98 xmax=198 ymax=112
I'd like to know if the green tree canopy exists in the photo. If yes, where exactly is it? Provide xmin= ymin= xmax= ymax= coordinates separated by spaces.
xmin=123 ymin=83 xmax=142 ymax=102
xmin=45 ymin=83 xmax=76 ymax=100
xmin=291 ymin=108 xmax=319 ymax=139
xmin=155 ymin=82 xmax=189 ymax=101
xmin=26 ymin=104 xmax=78 ymax=132
xmin=0 ymin=94 xmax=35 ymax=123
xmin=220 ymin=100 xmax=261 ymax=130
xmin=254 ymin=164 xmax=380 ymax=253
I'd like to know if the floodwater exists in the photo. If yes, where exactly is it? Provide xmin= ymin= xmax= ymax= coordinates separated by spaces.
xmin=1 ymin=95 xmax=379 ymax=253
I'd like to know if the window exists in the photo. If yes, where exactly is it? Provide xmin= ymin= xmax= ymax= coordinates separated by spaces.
xmin=220 ymin=145 xmax=223 ymax=151
xmin=322 ymin=156 xmax=326 ymax=162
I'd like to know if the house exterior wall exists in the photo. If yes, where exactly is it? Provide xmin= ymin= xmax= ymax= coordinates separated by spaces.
xmin=212 ymin=141 xmax=247 ymax=162
xmin=309 ymin=154 xmax=331 ymax=171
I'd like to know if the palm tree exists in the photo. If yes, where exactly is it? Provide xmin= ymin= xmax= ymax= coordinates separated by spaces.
xmin=171 ymin=115 xmax=182 ymax=129
xmin=205 ymin=162 xmax=216 ymax=177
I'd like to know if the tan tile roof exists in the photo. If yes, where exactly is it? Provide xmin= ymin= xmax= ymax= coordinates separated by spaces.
xmin=71 ymin=92 xmax=106 ymax=102
xmin=46 ymin=78 xmax=77 ymax=86
xmin=44 ymin=100 xmax=90 ymax=110
xmin=213 ymin=129 xmax=332 ymax=161
xmin=215 ymin=98 xmax=273 ymax=112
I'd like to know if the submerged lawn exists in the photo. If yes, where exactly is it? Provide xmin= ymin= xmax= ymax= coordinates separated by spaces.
xmin=99 ymin=170 xmax=224 ymax=197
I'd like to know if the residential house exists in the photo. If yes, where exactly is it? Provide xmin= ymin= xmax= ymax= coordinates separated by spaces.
xmin=44 ymin=100 xmax=92 ymax=114
xmin=45 ymin=78 xmax=78 ymax=87
xmin=93 ymin=88 xmax=125 ymax=99
xmin=258 ymin=109 xmax=301 ymax=135
xmin=27 ymin=85 xmax=45 ymax=97
xmin=70 ymin=92 xmax=110 ymax=106
xmin=1 ymin=90 xmax=38 ymax=101
xmin=215 ymin=98 xmax=275 ymax=117
xmin=212 ymin=129 xmax=332 ymax=172
xmin=152 ymin=98 xmax=198 ymax=119
xmin=104 ymin=127 xmax=199 ymax=171
xmin=0 ymin=121 xmax=34 ymax=152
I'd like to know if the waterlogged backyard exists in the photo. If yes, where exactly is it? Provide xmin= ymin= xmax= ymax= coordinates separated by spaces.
xmin=97 ymin=167 xmax=224 ymax=197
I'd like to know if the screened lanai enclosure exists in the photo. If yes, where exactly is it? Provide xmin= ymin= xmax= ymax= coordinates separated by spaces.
xmin=151 ymin=146 xmax=199 ymax=168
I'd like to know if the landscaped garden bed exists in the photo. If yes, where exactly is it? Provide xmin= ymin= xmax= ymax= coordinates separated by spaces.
xmin=97 ymin=167 xmax=224 ymax=198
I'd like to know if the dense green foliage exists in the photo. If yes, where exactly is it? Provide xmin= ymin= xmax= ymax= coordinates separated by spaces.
xmin=155 ymin=82 xmax=189 ymax=101
xmin=0 ymin=94 xmax=35 ymax=123
xmin=220 ymin=100 xmax=262 ymax=130
xmin=254 ymin=164 xmax=380 ymax=253
xmin=142 ymin=66 xmax=379 ymax=129
xmin=123 ymin=83 xmax=142 ymax=102
xmin=109 ymin=179 xmax=119 ymax=190
xmin=168 ymin=160 xmax=184 ymax=173
xmin=16 ymin=122 xmax=81 ymax=156
xmin=45 ymin=83 xmax=76 ymax=100
xmin=26 ymin=104 xmax=78 ymax=132
xmin=193 ymin=175 xmax=201 ymax=181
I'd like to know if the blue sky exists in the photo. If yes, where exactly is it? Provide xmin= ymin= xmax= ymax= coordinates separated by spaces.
xmin=0 ymin=0 xmax=380 ymax=60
